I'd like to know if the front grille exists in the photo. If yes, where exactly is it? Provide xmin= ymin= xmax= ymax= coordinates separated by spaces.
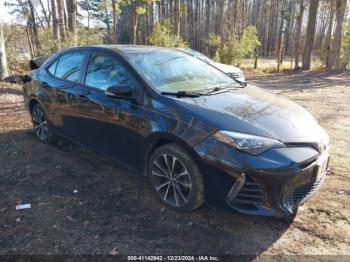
xmin=229 ymin=176 xmax=263 ymax=210
xmin=287 ymin=156 xmax=328 ymax=206
xmin=292 ymin=171 xmax=325 ymax=203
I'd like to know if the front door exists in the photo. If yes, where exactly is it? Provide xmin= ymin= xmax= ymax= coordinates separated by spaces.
xmin=69 ymin=51 xmax=144 ymax=167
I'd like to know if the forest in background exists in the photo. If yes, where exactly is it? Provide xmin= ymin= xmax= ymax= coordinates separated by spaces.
xmin=0 ymin=0 xmax=350 ymax=79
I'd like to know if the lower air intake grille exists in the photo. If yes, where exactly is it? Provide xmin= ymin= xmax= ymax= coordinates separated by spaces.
xmin=230 ymin=176 xmax=263 ymax=210
xmin=292 ymin=172 xmax=325 ymax=203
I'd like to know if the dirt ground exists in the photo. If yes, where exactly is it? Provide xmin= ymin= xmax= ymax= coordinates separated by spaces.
xmin=0 ymin=71 xmax=349 ymax=257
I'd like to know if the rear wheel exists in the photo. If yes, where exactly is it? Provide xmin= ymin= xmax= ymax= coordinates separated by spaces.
xmin=31 ymin=104 xmax=57 ymax=144
xmin=148 ymin=144 xmax=204 ymax=211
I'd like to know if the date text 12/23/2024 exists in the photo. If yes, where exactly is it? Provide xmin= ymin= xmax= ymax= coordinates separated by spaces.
xmin=127 ymin=256 xmax=220 ymax=261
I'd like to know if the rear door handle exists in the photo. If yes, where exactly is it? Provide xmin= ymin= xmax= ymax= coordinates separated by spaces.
xmin=78 ymin=95 xmax=89 ymax=102
xmin=40 ymin=81 xmax=49 ymax=87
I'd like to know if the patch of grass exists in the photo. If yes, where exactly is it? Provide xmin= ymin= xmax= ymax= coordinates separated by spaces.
xmin=239 ymin=57 xmax=327 ymax=75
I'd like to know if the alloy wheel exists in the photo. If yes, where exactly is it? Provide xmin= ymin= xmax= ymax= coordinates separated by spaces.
xmin=32 ymin=108 xmax=48 ymax=141
xmin=151 ymin=153 xmax=192 ymax=207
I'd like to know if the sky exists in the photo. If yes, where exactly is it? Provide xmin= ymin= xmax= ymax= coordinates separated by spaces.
xmin=1 ymin=0 xmax=349 ymax=25
xmin=0 ymin=0 xmax=92 ymax=26
xmin=1 ymin=0 xmax=14 ymax=23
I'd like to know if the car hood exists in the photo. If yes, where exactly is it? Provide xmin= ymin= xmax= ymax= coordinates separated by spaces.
xmin=173 ymin=85 xmax=328 ymax=144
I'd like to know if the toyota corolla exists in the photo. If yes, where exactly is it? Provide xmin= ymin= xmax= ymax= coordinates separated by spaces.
xmin=23 ymin=45 xmax=330 ymax=219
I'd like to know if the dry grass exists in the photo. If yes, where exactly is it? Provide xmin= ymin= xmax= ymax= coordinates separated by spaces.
xmin=239 ymin=57 xmax=326 ymax=75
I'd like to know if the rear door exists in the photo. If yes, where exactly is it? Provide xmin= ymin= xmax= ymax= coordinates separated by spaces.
xmin=43 ymin=51 xmax=90 ymax=138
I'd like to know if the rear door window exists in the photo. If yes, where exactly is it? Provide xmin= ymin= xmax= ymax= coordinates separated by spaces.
xmin=54 ymin=52 xmax=86 ymax=82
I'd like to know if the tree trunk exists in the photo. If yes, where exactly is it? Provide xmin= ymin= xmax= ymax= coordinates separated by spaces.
xmin=218 ymin=0 xmax=224 ymax=39
xmin=87 ymin=12 xmax=90 ymax=32
xmin=254 ymin=47 xmax=258 ymax=69
xmin=232 ymin=0 xmax=238 ymax=36
xmin=243 ymin=0 xmax=247 ymax=33
xmin=57 ymin=0 xmax=66 ymax=39
xmin=146 ymin=2 xmax=150 ymax=44
xmin=343 ymin=41 xmax=350 ymax=69
xmin=38 ymin=0 xmax=50 ymax=28
xmin=328 ymin=0 xmax=347 ymax=70
xmin=325 ymin=1 xmax=335 ymax=69
xmin=111 ymin=0 xmax=117 ymax=44
xmin=0 ymin=22 xmax=9 ymax=80
xmin=63 ymin=0 xmax=68 ymax=33
xmin=106 ymin=10 xmax=111 ymax=43
xmin=51 ymin=0 xmax=60 ymax=42
xmin=277 ymin=4 xmax=285 ymax=72
xmin=187 ymin=0 xmax=193 ymax=47
xmin=267 ymin=1 xmax=276 ymax=56
xmin=294 ymin=0 xmax=304 ymax=69
xmin=28 ymin=0 xmax=41 ymax=54
xmin=158 ymin=1 xmax=163 ymax=22
xmin=302 ymin=0 xmax=319 ymax=70
xmin=175 ymin=0 xmax=181 ymax=38
xmin=67 ymin=0 xmax=77 ymax=45
xmin=133 ymin=13 xmax=138 ymax=45
xmin=26 ymin=22 xmax=35 ymax=57
xmin=206 ymin=0 xmax=210 ymax=53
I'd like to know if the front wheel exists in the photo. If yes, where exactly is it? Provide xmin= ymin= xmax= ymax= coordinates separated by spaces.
xmin=148 ymin=144 xmax=204 ymax=212
xmin=31 ymin=104 xmax=57 ymax=144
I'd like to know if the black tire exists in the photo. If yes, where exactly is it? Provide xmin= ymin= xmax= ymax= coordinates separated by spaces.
xmin=31 ymin=104 xmax=58 ymax=144
xmin=148 ymin=143 xmax=205 ymax=211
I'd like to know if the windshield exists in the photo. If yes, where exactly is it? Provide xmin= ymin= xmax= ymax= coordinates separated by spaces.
xmin=195 ymin=53 xmax=213 ymax=64
xmin=181 ymin=48 xmax=213 ymax=63
xmin=125 ymin=50 xmax=236 ymax=93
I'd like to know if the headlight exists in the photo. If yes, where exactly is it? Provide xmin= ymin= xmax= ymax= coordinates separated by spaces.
xmin=213 ymin=130 xmax=285 ymax=155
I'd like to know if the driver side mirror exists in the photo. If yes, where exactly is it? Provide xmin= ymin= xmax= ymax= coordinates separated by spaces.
xmin=105 ymin=84 xmax=133 ymax=99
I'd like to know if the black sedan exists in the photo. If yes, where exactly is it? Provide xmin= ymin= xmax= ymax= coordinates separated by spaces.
xmin=23 ymin=45 xmax=330 ymax=218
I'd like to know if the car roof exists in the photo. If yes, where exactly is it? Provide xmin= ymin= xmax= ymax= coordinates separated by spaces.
xmin=88 ymin=44 xmax=179 ymax=54
xmin=42 ymin=45 xmax=187 ymax=69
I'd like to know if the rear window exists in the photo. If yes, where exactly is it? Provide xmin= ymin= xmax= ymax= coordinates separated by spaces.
xmin=47 ymin=60 xmax=58 ymax=75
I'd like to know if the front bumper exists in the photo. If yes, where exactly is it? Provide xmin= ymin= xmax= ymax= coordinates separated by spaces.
xmin=194 ymin=136 xmax=329 ymax=218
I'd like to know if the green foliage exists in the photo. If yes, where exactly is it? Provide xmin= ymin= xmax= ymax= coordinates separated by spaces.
xmin=240 ymin=26 xmax=261 ymax=57
xmin=149 ymin=19 xmax=188 ymax=48
xmin=37 ymin=27 xmax=104 ymax=55
xmin=218 ymin=37 xmax=242 ymax=65
xmin=135 ymin=6 xmax=146 ymax=15
xmin=208 ymin=34 xmax=221 ymax=48
xmin=341 ymin=20 xmax=350 ymax=68
xmin=209 ymin=26 xmax=260 ymax=65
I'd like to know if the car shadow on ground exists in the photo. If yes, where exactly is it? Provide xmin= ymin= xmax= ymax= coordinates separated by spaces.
xmin=0 ymin=129 xmax=291 ymax=256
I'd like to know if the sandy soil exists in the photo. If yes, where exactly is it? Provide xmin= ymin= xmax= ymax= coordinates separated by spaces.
xmin=0 ymin=71 xmax=349 ymax=256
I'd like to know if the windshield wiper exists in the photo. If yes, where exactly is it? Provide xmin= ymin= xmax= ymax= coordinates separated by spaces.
xmin=161 ymin=91 xmax=201 ymax=98
xmin=161 ymin=84 xmax=244 ymax=98
xmin=200 ymin=84 xmax=242 ymax=95
xmin=232 ymin=78 xmax=247 ymax=87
